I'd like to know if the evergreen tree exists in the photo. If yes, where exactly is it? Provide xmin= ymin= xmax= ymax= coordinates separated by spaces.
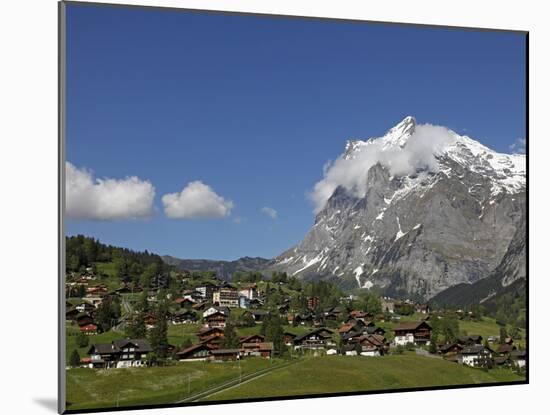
xmin=70 ymin=349 xmax=80 ymax=367
xmin=126 ymin=311 xmax=147 ymax=339
xmin=148 ymin=303 xmax=168 ymax=357
xmin=222 ymin=320 xmax=239 ymax=348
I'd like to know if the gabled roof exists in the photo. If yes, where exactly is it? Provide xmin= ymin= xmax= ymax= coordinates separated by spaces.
xmin=294 ymin=327 xmax=334 ymax=342
xmin=112 ymin=339 xmax=152 ymax=352
xmin=393 ymin=321 xmax=431 ymax=331
xmin=176 ymin=343 xmax=212 ymax=357
xmin=239 ymin=334 xmax=265 ymax=344
xmin=198 ymin=326 xmax=224 ymax=336
xmin=461 ymin=344 xmax=491 ymax=355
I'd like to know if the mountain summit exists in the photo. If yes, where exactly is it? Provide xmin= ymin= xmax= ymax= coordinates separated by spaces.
xmin=274 ymin=117 xmax=526 ymax=301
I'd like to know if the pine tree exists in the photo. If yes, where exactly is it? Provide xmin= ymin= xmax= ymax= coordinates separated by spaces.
xmin=148 ymin=304 xmax=168 ymax=357
xmin=222 ymin=320 xmax=239 ymax=348
xmin=70 ymin=349 xmax=80 ymax=367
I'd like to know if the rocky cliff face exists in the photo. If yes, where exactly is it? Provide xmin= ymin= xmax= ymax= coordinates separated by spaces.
xmin=273 ymin=117 xmax=526 ymax=300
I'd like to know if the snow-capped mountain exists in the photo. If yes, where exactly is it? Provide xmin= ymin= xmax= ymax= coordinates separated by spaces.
xmin=273 ymin=116 xmax=526 ymax=300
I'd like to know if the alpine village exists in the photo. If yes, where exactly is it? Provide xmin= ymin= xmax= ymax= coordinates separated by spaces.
xmin=65 ymin=235 xmax=526 ymax=410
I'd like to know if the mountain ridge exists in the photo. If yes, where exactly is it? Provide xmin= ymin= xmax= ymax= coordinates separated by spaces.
xmin=271 ymin=116 xmax=526 ymax=301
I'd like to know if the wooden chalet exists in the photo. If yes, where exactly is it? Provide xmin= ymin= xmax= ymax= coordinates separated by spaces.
xmin=170 ymin=310 xmax=197 ymax=324
xmin=239 ymin=334 xmax=265 ymax=346
xmin=293 ymin=328 xmax=334 ymax=350
xmin=458 ymin=344 xmax=493 ymax=368
xmin=438 ymin=342 xmax=464 ymax=355
xmin=393 ymin=321 xmax=432 ymax=346
xmin=241 ymin=342 xmax=273 ymax=358
xmin=198 ymin=327 xmax=224 ymax=341
xmin=204 ymin=311 xmax=227 ymax=328
xmin=176 ymin=343 xmax=213 ymax=361
xmin=87 ymin=339 xmax=152 ymax=369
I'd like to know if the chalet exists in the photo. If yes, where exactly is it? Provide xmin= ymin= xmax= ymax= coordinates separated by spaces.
xmin=200 ymin=334 xmax=224 ymax=350
xmin=76 ymin=313 xmax=94 ymax=327
xmin=203 ymin=306 xmax=230 ymax=318
xmin=438 ymin=342 xmax=464 ymax=355
xmin=210 ymin=349 xmax=241 ymax=362
xmin=66 ymin=307 xmax=80 ymax=321
xmin=176 ymin=343 xmax=213 ymax=362
xmin=213 ymin=285 xmax=239 ymax=308
xmin=183 ymin=289 xmax=203 ymax=302
xmin=510 ymin=349 xmax=526 ymax=368
xmin=171 ymin=310 xmax=197 ymax=324
xmin=204 ymin=311 xmax=227 ymax=329
xmin=293 ymin=328 xmax=334 ymax=350
xmin=349 ymin=310 xmax=373 ymax=322
xmin=496 ymin=343 xmax=516 ymax=355
xmin=79 ymin=323 xmax=98 ymax=335
xmin=393 ymin=321 xmax=432 ymax=346
xmin=242 ymin=310 xmax=269 ymax=323
xmin=198 ymin=327 xmax=224 ymax=342
xmin=283 ymin=332 xmax=297 ymax=346
xmin=75 ymin=301 xmax=96 ymax=313
xmin=458 ymin=345 xmax=493 ymax=368
xmin=239 ymin=334 xmax=265 ymax=346
xmin=338 ymin=323 xmax=356 ymax=335
xmin=241 ymin=342 xmax=273 ymax=358
xmin=86 ymin=285 xmax=108 ymax=296
xmin=87 ymin=339 xmax=152 ymax=369
xmin=293 ymin=313 xmax=314 ymax=326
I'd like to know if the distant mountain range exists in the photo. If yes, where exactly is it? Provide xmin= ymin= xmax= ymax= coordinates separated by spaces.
xmin=162 ymin=255 xmax=274 ymax=281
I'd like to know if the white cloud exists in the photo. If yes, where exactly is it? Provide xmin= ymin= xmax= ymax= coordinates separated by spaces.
xmin=310 ymin=124 xmax=457 ymax=213
xmin=509 ymin=137 xmax=526 ymax=154
xmin=261 ymin=206 xmax=278 ymax=219
xmin=66 ymin=162 xmax=155 ymax=220
xmin=162 ymin=181 xmax=234 ymax=219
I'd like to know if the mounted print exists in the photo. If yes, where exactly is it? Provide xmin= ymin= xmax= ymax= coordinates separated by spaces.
xmin=59 ymin=1 xmax=528 ymax=413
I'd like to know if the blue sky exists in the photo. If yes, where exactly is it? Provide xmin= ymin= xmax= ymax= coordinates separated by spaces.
xmin=65 ymin=3 xmax=526 ymax=260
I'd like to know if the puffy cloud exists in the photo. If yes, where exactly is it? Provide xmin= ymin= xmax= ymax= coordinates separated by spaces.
xmin=162 ymin=181 xmax=234 ymax=219
xmin=509 ymin=137 xmax=526 ymax=154
xmin=261 ymin=206 xmax=278 ymax=219
xmin=66 ymin=162 xmax=155 ymax=220
xmin=310 ymin=124 xmax=457 ymax=213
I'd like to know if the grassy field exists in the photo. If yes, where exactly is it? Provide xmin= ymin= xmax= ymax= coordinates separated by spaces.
xmin=66 ymin=358 xmax=277 ymax=410
xmin=204 ymin=354 xmax=524 ymax=401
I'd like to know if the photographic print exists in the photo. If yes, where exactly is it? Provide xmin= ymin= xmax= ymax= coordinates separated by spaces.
xmin=60 ymin=1 xmax=527 ymax=413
